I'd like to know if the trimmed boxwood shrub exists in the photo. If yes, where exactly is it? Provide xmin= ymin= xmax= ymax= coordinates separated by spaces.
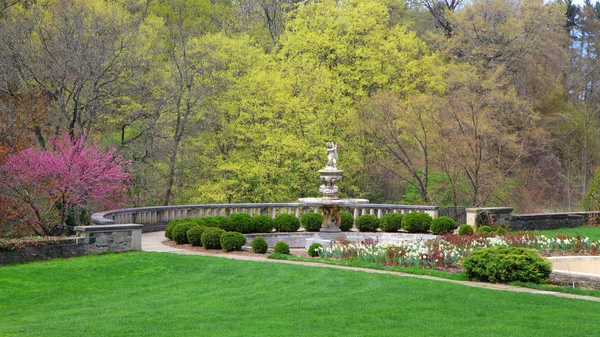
xmin=252 ymin=215 xmax=274 ymax=233
xmin=461 ymin=246 xmax=552 ymax=284
xmin=458 ymin=224 xmax=474 ymax=236
xmin=172 ymin=222 xmax=200 ymax=244
xmin=186 ymin=226 xmax=208 ymax=246
xmin=356 ymin=214 xmax=379 ymax=232
xmin=220 ymin=232 xmax=247 ymax=251
xmin=402 ymin=212 xmax=432 ymax=233
xmin=496 ymin=228 xmax=508 ymax=235
xmin=213 ymin=216 xmax=232 ymax=231
xmin=274 ymin=214 xmax=300 ymax=232
xmin=228 ymin=213 xmax=253 ymax=233
xmin=300 ymin=212 xmax=323 ymax=232
xmin=251 ymin=237 xmax=269 ymax=254
xmin=308 ymin=243 xmax=323 ymax=257
xmin=430 ymin=216 xmax=458 ymax=235
xmin=201 ymin=227 xmax=226 ymax=249
xmin=166 ymin=218 xmax=202 ymax=240
xmin=379 ymin=213 xmax=403 ymax=232
xmin=273 ymin=241 xmax=290 ymax=254
xmin=478 ymin=225 xmax=493 ymax=233
xmin=340 ymin=212 xmax=354 ymax=231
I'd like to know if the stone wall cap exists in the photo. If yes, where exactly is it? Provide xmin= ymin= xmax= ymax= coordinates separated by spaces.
xmin=75 ymin=224 xmax=144 ymax=232
xmin=466 ymin=207 xmax=513 ymax=213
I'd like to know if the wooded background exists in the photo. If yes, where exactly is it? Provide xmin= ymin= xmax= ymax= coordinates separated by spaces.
xmin=1 ymin=0 xmax=598 ymax=213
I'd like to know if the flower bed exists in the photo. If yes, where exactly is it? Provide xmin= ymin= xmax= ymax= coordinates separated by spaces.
xmin=317 ymin=232 xmax=600 ymax=271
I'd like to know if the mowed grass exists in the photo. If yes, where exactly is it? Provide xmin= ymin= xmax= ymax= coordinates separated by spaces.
xmin=1 ymin=252 xmax=599 ymax=337
xmin=529 ymin=226 xmax=600 ymax=241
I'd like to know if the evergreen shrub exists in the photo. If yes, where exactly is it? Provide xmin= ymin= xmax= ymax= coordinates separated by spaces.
xmin=301 ymin=212 xmax=323 ymax=232
xmin=273 ymin=241 xmax=290 ymax=254
xmin=274 ymin=214 xmax=300 ymax=232
xmin=172 ymin=222 xmax=200 ymax=244
xmin=186 ymin=226 xmax=207 ymax=246
xmin=379 ymin=213 xmax=403 ymax=232
xmin=228 ymin=213 xmax=253 ymax=233
xmin=430 ymin=216 xmax=458 ymax=235
xmin=340 ymin=212 xmax=354 ymax=231
xmin=461 ymin=246 xmax=552 ymax=284
xmin=201 ymin=227 xmax=226 ymax=249
xmin=220 ymin=232 xmax=247 ymax=251
xmin=496 ymin=228 xmax=508 ymax=235
xmin=356 ymin=214 xmax=379 ymax=232
xmin=308 ymin=243 xmax=323 ymax=257
xmin=478 ymin=225 xmax=493 ymax=233
xmin=251 ymin=237 xmax=269 ymax=254
xmin=458 ymin=225 xmax=474 ymax=236
xmin=252 ymin=215 xmax=274 ymax=233
xmin=402 ymin=212 xmax=432 ymax=233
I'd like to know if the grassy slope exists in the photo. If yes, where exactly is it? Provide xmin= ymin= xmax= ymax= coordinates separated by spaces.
xmin=1 ymin=252 xmax=599 ymax=336
xmin=529 ymin=226 xmax=600 ymax=241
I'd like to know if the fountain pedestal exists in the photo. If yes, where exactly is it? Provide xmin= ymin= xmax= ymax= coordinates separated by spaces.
xmin=299 ymin=142 xmax=369 ymax=249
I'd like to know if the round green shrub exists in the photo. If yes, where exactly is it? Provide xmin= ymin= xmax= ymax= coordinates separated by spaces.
xmin=355 ymin=214 xmax=379 ymax=232
xmin=201 ymin=227 xmax=226 ymax=249
xmin=251 ymin=237 xmax=269 ymax=254
xmin=197 ymin=216 xmax=220 ymax=228
xmin=402 ymin=212 xmax=432 ymax=233
xmin=379 ymin=213 xmax=403 ymax=232
xmin=172 ymin=222 xmax=200 ymax=244
xmin=496 ymin=228 xmax=508 ymax=235
xmin=478 ymin=225 xmax=493 ymax=233
xmin=273 ymin=241 xmax=290 ymax=255
xmin=212 ymin=216 xmax=232 ymax=231
xmin=300 ymin=212 xmax=323 ymax=232
xmin=458 ymin=224 xmax=474 ymax=235
xmin=340 ymin=212 xmax=354 ymax=231
xmin=274 ymin=214 xmax=300 ymax=232
xmin=228 ymin=213 xmax=253 ymax=233
xmin=220 ymin=232 xmax=247 ymax=251
xmin=166 ymin=218 xmax=202 ymax=240
xmin=308 ymin=243 xmax=323 ymax=257
xmin=252 ymin=215 xmax=274 ymax=233
xmin=461 ymin=246 xmax=552 ymax=283
xmin=186 ymin=226 xmax=207 ymax=246
xmin=430 ymin=216 xmax=458 ymax=235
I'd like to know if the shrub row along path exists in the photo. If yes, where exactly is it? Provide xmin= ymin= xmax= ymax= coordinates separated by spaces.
xmin=141 ymin=231 xmax=600 ymax=302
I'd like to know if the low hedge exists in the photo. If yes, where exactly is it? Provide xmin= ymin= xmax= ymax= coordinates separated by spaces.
xmin=172 ymin=222 xmax=200 ymax=244
xmin=461 ymin=246 xmax=552 ymax=284
xmin=356 ymin=214 xmax=379 ymax=232
xmin=340 ymin=212 xmax=354 ymax=231
xmin=379 ymin=213 xmax=403 ymax=232
xmin=186 ymin=226 xmax=208 ymax=246
xmin=228 ymin=213 xmax=253 ymax=233
xmin=220 ymin=232 xmax=247 ymax=251
xmin=252 ymin=215 xmax=274 ymax=233
xmin=300 ymin=213 xmax=323 ymax=232
xmin=166 ymin=218 xmax=202 ymax=240
xmin=251 ymin=237 xmax=269 ymax=254
xmin=402 ymin=212 xmax=432 ymax=233
xmin=430 ymin=216 xmax=458 ymax=235
xmin=274 ymin=214 xmax=300 ymax=232
xmin=201 ymin=227 xmax=226 ymax=249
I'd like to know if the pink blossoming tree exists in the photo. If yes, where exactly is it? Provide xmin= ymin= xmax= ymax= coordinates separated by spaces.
xmin=0 ymin=133 xmax=131 ymax=236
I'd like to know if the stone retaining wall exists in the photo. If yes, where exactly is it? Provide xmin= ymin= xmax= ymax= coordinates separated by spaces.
xmin=510 ymin=213 xmax=584 ymax=231
xmin=0 ymin=224 xmax=143 ymax=266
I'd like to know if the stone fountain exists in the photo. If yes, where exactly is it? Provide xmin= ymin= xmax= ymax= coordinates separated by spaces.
xmin=299 ymin=142 xmax=369 ymax=248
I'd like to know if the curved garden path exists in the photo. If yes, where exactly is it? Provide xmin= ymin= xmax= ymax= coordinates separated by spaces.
xmin=142 ymin=231 xmax=600 ymax=302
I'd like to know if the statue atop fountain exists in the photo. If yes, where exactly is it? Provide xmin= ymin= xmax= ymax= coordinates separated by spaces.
xmin=299 ymin=142 xmax=369 ymax=248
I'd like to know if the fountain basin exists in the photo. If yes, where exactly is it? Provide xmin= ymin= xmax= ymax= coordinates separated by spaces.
xmin=547 ymin=256 xmax=600 ymax=280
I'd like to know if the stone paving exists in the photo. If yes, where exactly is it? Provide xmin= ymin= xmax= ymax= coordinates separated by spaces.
xmin=142 ymin=231 xmax=600 ymax=302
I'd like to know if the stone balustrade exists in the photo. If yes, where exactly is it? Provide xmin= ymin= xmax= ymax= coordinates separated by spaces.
xmin=92 ymin=203 xmax=440 ymax=231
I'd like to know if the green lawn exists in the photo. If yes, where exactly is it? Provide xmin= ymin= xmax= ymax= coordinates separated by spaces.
xmin=0 ymin=252 xmax=599 ymax=336
xmin=529 ymin=226 xmax=600 ymax=241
